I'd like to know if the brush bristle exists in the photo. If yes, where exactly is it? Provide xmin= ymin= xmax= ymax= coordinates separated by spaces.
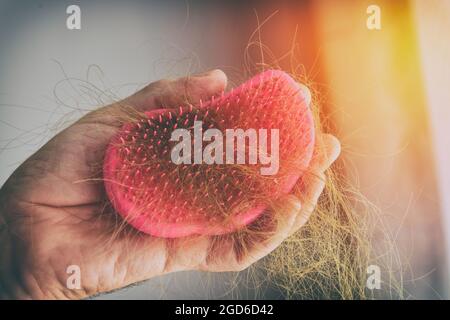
xmin=103 ymin=70 xmax=315 ymax=238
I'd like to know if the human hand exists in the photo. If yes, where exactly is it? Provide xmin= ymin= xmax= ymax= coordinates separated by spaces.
xmin=0 ymin=70 xmax=339 ymax=299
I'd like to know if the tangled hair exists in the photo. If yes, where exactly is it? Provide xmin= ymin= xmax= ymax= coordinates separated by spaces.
xmin=237 ymin=34 xmax=404 ymax=299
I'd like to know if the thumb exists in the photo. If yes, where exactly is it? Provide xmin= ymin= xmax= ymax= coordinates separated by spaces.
xmin=80 ymin=69 xmax=228 ymax=126
xmin=123 ymin=69 xmax=228 ymax=111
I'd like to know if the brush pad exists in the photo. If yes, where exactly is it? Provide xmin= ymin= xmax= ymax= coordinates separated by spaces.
xmin=103 ymin=70 xmax=315 ymax=238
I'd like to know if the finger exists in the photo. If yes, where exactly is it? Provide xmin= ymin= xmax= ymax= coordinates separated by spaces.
xmin=298 ymin=83 xmax=312 ymax=106
xmin=161 ymin=236 xmax=211 ymax=273
xmin=289 ymin=134 xmax=341 ymax=234
xmin=124 ymin=69 xmax=228 ymax=111
xmin=81 ymin=69 xmax=228 ymax=125
xmin=312 ymin=134 xmax=341 ymax=174
xmin=289 ymin=172 xmax=326 ymax=235
xmin=199 ymin=195 xmax=301 ymax=272
xmin=234 ymin=195 xmax=301 ymax=271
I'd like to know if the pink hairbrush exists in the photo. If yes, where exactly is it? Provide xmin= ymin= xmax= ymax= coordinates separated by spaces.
xmin=103 ymin=70 xmax=315 ymax=238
